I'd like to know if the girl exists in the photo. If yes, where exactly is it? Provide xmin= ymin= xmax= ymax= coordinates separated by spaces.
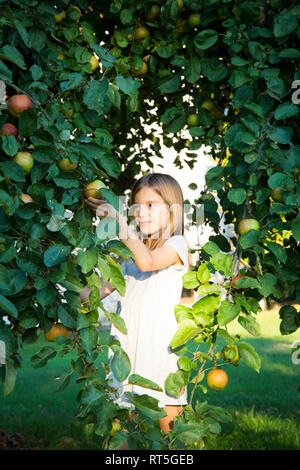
xmin=82 ymin=173 xmax=190 ymax=436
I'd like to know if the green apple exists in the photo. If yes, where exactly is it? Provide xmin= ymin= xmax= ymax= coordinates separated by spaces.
xmin=13 ymin=152 xmax=34 ymax=174
xmin=237 ymin=218 xmax=260 ymax=235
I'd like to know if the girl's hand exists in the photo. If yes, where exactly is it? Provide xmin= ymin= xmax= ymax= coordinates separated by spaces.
xmin=85 ymin=197 xmax=120 ymax=220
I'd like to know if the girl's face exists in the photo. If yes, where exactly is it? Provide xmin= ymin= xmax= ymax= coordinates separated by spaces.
xmin=133 ymin=187 xmax=170 ymax=238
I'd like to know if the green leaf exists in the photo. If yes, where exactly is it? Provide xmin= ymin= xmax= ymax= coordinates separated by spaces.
xmin=103 ymin=311 xmax=127 ymax=334
xmin=107 ymin=83 xmax=121 ymax=108
xmin=1 ymin=135 xmax=18 ymax=156
xmin=268 ymin=127 xmax=293 ymax=144
xmin=0 ymin=61 xmax=13 ymax=81
xmin=228 ymin=188 xmax=247 ymax=205
xmin=192 ymin=294 xmax=220 ymax=315
xmin=265 ymin=241 xmax=287 ymax=264
xmin=172 ymin=420 xmax=210 ymax=443
xmin=192 ymin=311 xmax=214 ymax=328
xmin=31 ymin=346 xmax=57 ymax=368
xmin=0 ymin=45 xmax=26 ymax=69
xmin=53 ymin=371 xmax=73 ymax=393
xmin=184 ymin=57 xmax=201 ymax=83
xmin=201 ymin=58 xmax=227 ymax=82
xmin=4 ymin=359 xmax=17 ymax=396
xmin=273 ymin=14 xmax=297 ymax=38
xmin=0 ymin=268 xmax=27 ymax=296
xmin=108 ymin=431 xmax=128 ymax=450
xmin=238 ymin=315 xmax=261 ymax=336
xmin=0 ymin=161 xmax=25 ymax=182
xmin=36 ymin=285 xmax=57 ymax=307
xmin=291 ymin=213 xmax=300 ymax=241
xmin=60 ymin=72 xmax=84 ymax=91
xmin=233 ymin=277 xmax=260 ymax=290
xmin=178 ymin=356 xmax=192 ymax=372
xmin=182 ymin=271 xmax=200 ymax=289
xmin=279 ymin=305 xmax=299 ymax=335
xmin=83 ymin=79 xmax=110 ymax=113
xmin=19 ymin=109 xmax=38 ymax=137
xmin=202 ymin=241 xmax=220 ymax=256
xmin=194 ymin=30 xmax=218 ymax=50
xmin=106 ymin=259 xmax=126 ymax=297
xmin=158 ymin=73 xmax=181 ymax=94
xmin=197 ymin=283 xmax=221 ymax=296
xmin=197 ymin=263 xmax=211 ymax=283
xmin=274 ymin=102 xmax=299 ymax=120
xmin=210 ymin=253 xmax=233 ymax=276
xmin=244 ymin=103 xmax=265 ymax=118
xmin=30 ymin=64 xmax=43 ymax=80
xmin=80 ymin=326 xmax=99 ymax=355
xmin=116 ymin=75 xmax=140 ymax=96
xmin=58 ymin=305 xmax=77 ymax=330
xmin=205 ymin=166 xmax=224 ymax=190
xmin=77 ymin=247 xmax=99 ymax=273
xmin=174 ymin=304 xmax=193 ymax=324
xmin=238 ymin=342 xmax=261 ymax=372
xmin=120 ymin=8 xmax=133 ymax=24
xmin=111 ymin=347 xmax=131 ymax=382
xmin=240 ymin=230 xmax=261 ymax=249
xmin=217 ymin=301 xmax=240 ymax=326
xmin=43 ymin=245 xmax=72 ymax=267
xmin=165 ymin=370 xmax=189 ymax=397
xmin=257 ymin=272 xmax=278 ymax=297
xmin=128 ymin=394 xmax=167 ymax=420
xmin=0 ymin=294 xmax=18 ymax=319
xmin=229 ymin=70 xmax=250 ymax=88
xmin=170 ymin=319 xmax=202 ymax=349
xmin=128 ymin=373 xmax=163 ymax=392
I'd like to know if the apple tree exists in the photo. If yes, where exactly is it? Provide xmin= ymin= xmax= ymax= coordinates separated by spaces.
xmin=0 ymin=0 xmax=299 ymax=450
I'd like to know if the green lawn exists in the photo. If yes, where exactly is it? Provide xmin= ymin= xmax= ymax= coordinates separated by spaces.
xmin=0 ymin=303 xmax=299 ymax=450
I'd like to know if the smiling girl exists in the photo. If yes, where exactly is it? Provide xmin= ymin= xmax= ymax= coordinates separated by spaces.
xmin=81 ymin=173 xmax=190 ymax=438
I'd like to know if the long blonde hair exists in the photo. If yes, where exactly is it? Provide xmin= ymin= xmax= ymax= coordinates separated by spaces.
xmin=129 ymin=173 xmax=190 ymax=253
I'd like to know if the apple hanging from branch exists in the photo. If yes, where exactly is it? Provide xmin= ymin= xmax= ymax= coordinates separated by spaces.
xmin=7 ymin=94 xmax=33 ymax=118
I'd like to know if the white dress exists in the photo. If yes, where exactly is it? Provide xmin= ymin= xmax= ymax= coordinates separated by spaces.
xmin=107 ymin=235 xmax=189 ymax=409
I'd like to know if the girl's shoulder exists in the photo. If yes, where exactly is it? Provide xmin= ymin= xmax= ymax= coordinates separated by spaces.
xmin=163 ymin=235 xmax=189 ymax=270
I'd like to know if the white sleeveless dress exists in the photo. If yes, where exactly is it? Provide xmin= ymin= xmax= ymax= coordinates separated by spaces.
xmin=106 ymin=235 xmax=189 ymax=409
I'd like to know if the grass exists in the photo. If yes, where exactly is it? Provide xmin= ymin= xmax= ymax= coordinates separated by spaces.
xmin=0 ymin=302 xmax=299 ymax=450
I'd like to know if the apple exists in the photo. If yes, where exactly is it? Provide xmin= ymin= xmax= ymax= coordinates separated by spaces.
xmin=84 ymin=179 xmax=107 ymax=199
xmin=67 ymin=5 xmax=81 ymax=19
xmin=13 ymin=152 xmax=34 ymax=174
xmin=58 ymin=157 xmax=78 ymax=171
xmin=201 ymin=99 xmax=214 ymax=112
xmin=55 ymin=10 xmax=66 ymax=22
xmin=1 ymin=123 xmax=18 ymax=138
xmin=270 ymin=187 xmax=283 ymax=202
xmin=131 ymin=61 xmax=148 ymax=76
xmin=44 ymin=324 xmax=70 ymax=342
xmin=187 ymin=13 xmax=201 ymax=27
xmin=7 ymin=94 xmax=33 ymax=118
xmin=60 ymin=102 xmax=74 ymax=118
xmin=187 ymin=113 xmax=199 ymax=127
xmin=177 ymin=0 xmax=184 ymax=10
xmin=206 ymin=368 xmax=228 ymax=391
xmin=146 ymin=5 xmax=160 ymax=20
xmin=89 ymin=55 xmax=99 ymax=72
xmin=134 ymin=26 xmax=150 ymax=42
xmin=237 ymin=218 xmax=260 ymax=235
